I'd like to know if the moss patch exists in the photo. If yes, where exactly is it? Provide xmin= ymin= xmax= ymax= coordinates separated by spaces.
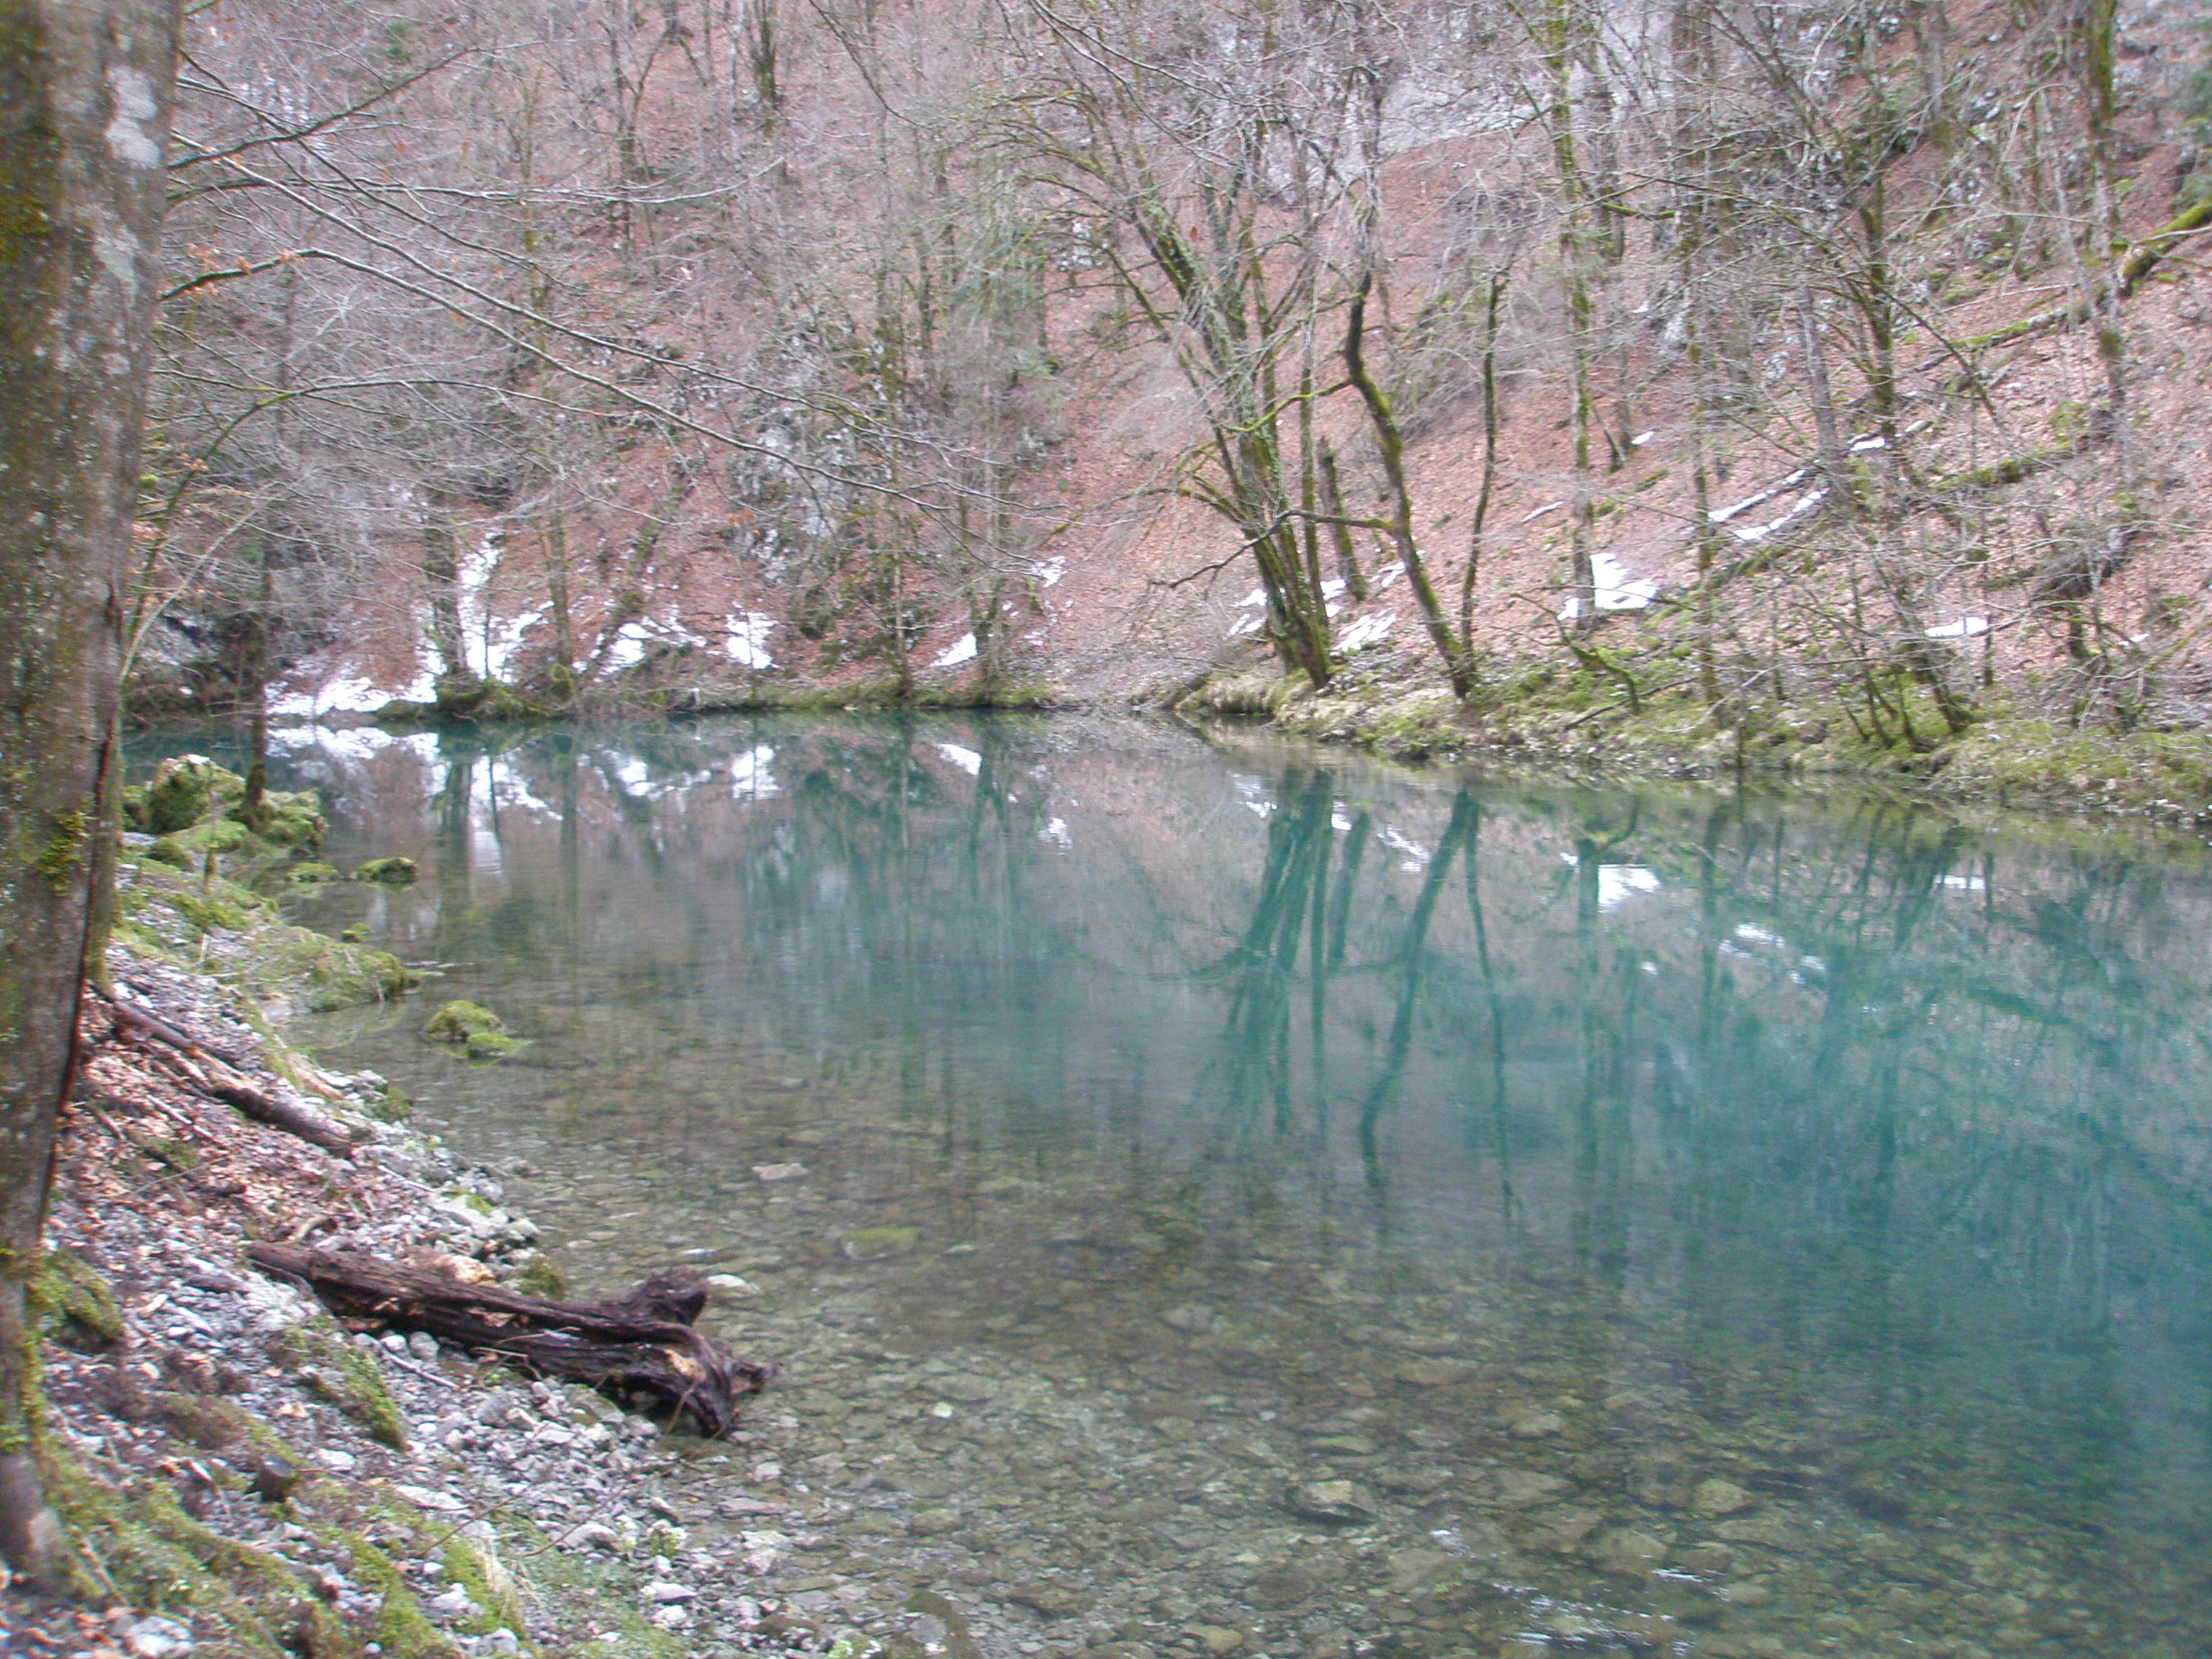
xmin=30 ymin=1246 xmax=125 ymax=1349
xmin=116 ymin=855 xmax=420 ymax=1012
xmin=352 ymin=856 xmax=419 ymax=884
xmin=423 ymin=1001 xmax=503 ymax=1043
xmin=42 ymin=1444 xmax=341 ymax=1658
xmin=275 ymin=1321 xmax=410 ymax=1449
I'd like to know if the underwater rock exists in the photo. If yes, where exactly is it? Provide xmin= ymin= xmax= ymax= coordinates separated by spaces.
xmin=353 ymin=855 xmax=418 ymax=884
xmin=845 ymin=1226 xmax=920 ymax=1261
xmin=1692 ymin=1478 xmax=1755 ymax=1517
xmin=1493 ymin=1470 xmax=1570 ymax=1509
xmin=1283 ymin=1479 xmax=1376 ymax=1524
xmin=1392 ymin=1358 xmax=1474 ymax=1387
xmin=1586 ymin=1526 xmax=1670 ymax=1576
xmin=1004 ymin=1582 xmax=1093 ymax=1618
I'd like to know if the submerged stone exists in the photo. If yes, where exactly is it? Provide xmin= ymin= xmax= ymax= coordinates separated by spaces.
xmin=1691 ymin=1478 xmax=1755 ymax=1517
xmin=845 ymin=1226 xmax=920 ymax=1260
xmin=1586 ymin=1525 xmax=1670 ymax=1576
xmin=1494 ymin=1470 xmax=1570 ymax=1509
xmin=1393 ymin=1358 xmax=1474 ymax=1387
xmin=354 ymin=855 xmax=419 ymax=884
xmin=1283 ymin=1479 xmax=1375 ymax=1524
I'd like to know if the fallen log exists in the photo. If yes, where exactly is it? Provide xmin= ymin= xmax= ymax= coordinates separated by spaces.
xmin=246 ymin=1244 xmax=771 ymax=1436
xmin=103 ymin=994 xmax=361 ymax=1159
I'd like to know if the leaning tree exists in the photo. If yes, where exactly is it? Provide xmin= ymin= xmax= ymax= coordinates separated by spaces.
xmin=0 ymin=0 xmax=179 ymax=1583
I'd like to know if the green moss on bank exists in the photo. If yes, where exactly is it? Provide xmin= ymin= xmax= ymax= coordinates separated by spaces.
xmin=1187 ymin=665 xmax=2212 ymax=828
xmin=44 ymin=1451 xmax=341 ymax=1658
xmin=274 ymin=1322 xmax=410 ymax=1449
xmin=29 ymin=1246 xmax=125 ymax=1349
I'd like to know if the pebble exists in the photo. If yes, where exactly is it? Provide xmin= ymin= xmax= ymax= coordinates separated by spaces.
xmin=122 ymin=1616 xmax=195 ymax=1659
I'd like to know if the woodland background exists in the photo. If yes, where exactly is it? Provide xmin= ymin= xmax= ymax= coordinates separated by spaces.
xmin=139 ymin=0 xmax=2212 ymax=756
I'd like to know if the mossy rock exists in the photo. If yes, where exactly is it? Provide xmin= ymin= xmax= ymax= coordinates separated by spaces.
xmin=353 ymin=856 xmax=419 ymax=885
xmin=143 ymin=836 xmax=194 ymax=870
xmin=463 ymin=1031 xmax=527 ymax=1061
xmin=171 ymin=889 xmax=265 ymax=934
xmin=511 ymin=1256 xmax=567 ymax=1300
xmin=161 ymin=815 xmax=254 ymax=858
xmin=288 ymin=862 xmax=341 ymax=884
xmin=142 ymin=755 xmax=241 ymax=835
xmin=246 ymin=789 xmax=325 ymax=850
xmin=367 ymin=1084 xmax=413 ymax=1123
xmin=423 ymin=1000 xmax=504 ymax=1043
xmin=284 ymin=937 xmax=419 ymax=1012
xmin=432 ymin=673 xmax=544 ymax=724
xmin=30 ymin=1246 xmax=125 ymax=1349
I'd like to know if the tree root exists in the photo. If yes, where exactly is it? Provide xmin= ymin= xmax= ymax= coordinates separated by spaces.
xmin=246 ymin=1245 xmax=772 ymax=1435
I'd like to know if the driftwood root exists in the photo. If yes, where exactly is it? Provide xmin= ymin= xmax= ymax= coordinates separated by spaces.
xmin=246 ymin=1244 xmax=771 ymax=1436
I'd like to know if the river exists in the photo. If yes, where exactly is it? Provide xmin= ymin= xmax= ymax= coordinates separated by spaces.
xmin=153 ymin=712 xmax=2212 ymax=1659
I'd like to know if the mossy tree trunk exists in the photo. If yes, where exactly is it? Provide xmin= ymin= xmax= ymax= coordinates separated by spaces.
xmin=0 ymin=0 xmax=179 ymax=1586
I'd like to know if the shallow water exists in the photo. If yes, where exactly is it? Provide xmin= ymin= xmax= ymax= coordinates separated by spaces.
xmin=198 ymin=714 xmax=2212 ymax=1658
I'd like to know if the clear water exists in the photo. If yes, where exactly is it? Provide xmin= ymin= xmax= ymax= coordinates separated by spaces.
xmin=197 ymin=714 xmax=2212 ymax=1657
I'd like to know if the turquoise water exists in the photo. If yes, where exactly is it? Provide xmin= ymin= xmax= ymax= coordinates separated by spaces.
xmin=208 ymin=714 xmax=2212 ymax=1656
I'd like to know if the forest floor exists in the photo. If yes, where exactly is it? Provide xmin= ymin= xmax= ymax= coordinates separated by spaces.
xmin=0 ymin=943 xmax=917 ymax=1659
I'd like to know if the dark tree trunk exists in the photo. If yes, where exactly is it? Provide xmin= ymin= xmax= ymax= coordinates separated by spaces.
xmin=0 ymin=0 xmax=180 ymax=1586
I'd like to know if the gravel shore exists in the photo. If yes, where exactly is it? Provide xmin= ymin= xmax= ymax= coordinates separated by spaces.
xmin=1 ymin=954 xmax=905 ymax=1659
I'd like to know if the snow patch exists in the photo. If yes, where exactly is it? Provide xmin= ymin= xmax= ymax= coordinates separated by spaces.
xmin=1727 ymin=489 xmax=1828 ymax=545
xmin=1337 ymin=611 xmax=1396 ymax=652
xmin=1925 ymin=616 xmax=1988 ymax=639
xmin=1560 ymin=552 xmax=1658 ymax=620
xmin=932 ymin=634 xmax=978 ymax=669
xmin=1040 ymin=817 xmax=1071 ymax=848
xmin=935 ymin=743 xmax=982 ymax=777
xmin=727 ymin=613 xmax=777 ymax=670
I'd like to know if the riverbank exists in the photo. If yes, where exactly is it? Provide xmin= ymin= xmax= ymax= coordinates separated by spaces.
xmin=182 ymin=644 xmax=2212 ymax=842
xmin=1172 ymin=662 xmax=2212 ymax=834
xmin=0 ymin=835 xmax=934 ymax=1658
